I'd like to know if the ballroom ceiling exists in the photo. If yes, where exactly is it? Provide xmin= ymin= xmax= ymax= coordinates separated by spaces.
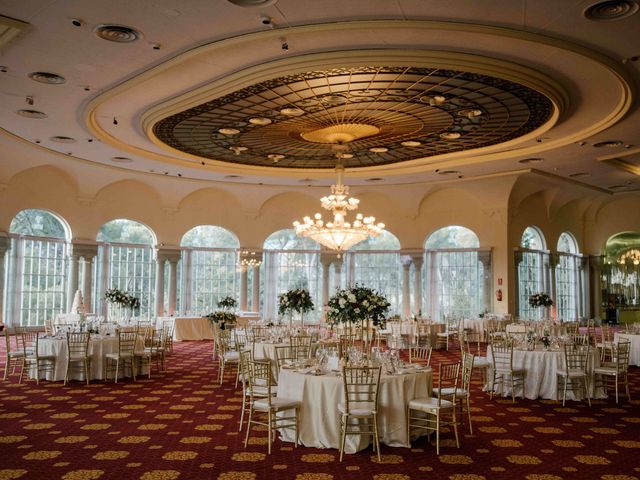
xmin=0 ymin=0 xmax=638 ymax=189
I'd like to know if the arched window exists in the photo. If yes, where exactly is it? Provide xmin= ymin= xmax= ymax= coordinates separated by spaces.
xmin=8 ymin=209 xmax=71 ymax=326
xmin=424 ymin=226 xmax=486 ymax=320
xmin=555 ymin=232 xmax=581 ymax=321
xmin=180 ymin=226 xmax=239 ymax=314
xmin=517 ymin=226 xmax=548 ymax=320
xmin=602 ymin=232 xmax=640 ymax=321
xmin=347 ymin=231 xmax=402 ymax=315
xmin=263 ymin=229 xmax=320 ymax=321
xmin=97 ymin=219 xmax=156 ymax=317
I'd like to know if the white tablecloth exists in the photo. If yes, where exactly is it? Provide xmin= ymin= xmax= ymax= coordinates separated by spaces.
xmin=158 ymin=316 xmax=213 ymax=341
xmin=615 ymin=333 xmax=640 ymax=366
xmin=486 ymin=346 xmax=604 ymax=401
xmin=277 ymin=368 xmax=432 ymax=453
xmin=252 ymin=341 xmax=289 ymax=380
xmin=35 ymin=335 xmax=144 ymax=381
xmin=462 ymin=318 xmax=488 ymax=341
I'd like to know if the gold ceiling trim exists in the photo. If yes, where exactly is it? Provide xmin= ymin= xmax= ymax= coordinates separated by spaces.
xmin=0 ymin=15 xmax=28 ymax=50
xmin=82 ymin=20 xmax=633 ymax=178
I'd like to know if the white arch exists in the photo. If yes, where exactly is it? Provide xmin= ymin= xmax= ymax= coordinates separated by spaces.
xmin=263 ymin=228 xmax=320 ymax=250
xmin=521 ymin=225 xmax=546 ymax=250
xmin=180 ymin=225 xmax=239 ymax=248
xmin=10 ymin=208 xmax=72 ymax=241
xmin=557 ymin=232 xmax=579 ymax=254
xmin=97 ymin=218 xmax=157 ymax=246
xmin=424 ymin=225 xmax=480 ymax=249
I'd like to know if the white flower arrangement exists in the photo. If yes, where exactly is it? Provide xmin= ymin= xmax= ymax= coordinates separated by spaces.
xmin=104 ymin=288 xmax=140 ymax=310
xmin=326 ymin=284 xmax=390 ymax=327
xmin=278 ymin=288 xmax=314 ymax=316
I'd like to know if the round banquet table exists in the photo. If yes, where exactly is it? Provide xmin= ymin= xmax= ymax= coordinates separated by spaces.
xmin=486 ymin=345 xmax=604 ymax=401
xmin=462 ymin=318 xmax=488 ymax=341
xmin=35 ymin=334 xmax=145 ymax=381
xmin=614 ymin=332 xmax=640 ymax=366
xmin=277 ymin=367 xmax=432 ymax=453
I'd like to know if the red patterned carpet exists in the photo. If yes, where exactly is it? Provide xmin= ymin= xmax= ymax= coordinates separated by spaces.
xmin=2 ymin=340 xmax=640 ymax=480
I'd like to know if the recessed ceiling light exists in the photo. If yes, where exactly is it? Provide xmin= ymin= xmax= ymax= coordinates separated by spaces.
xmin=218 ymin=128 xmax=240 ymax=135
xmin=94 ymin=24 xmax=141 ymax=43
xmin=438 ymin=170 xmax=461 ymax=175
xmin=584 ymin=1 xmax=639 ymax=21
xmin=518 ymin=157 xmax=544 ymax=164
xmin=268 ymin=154 xmax=285 ymax=162
xmin=280 ymin=107 xmax=305 ymax=117
xmin=111 ymin=156 xmax=133 ymax=163
xmin=593 ymin=140 xmax=624 ymax=148
xmin=16 ymin=109 xmax=48 ymax=119
xmin=569 ymin=172 xmax=591 ymax=178
xmin=227 ymin=0 xmax=278 ymax=7
xmin=28 ymin=72 xmax=66 ymax=84
xmin=369 ymin=147 xmax=388 ymax=153
xmin=365 ymin=177 xmax=384 ymax=182
xmin=420 ymin=95 xmax=445 ymax=106
xmin=50 ymin=136 xmax=76 ymax=143
xmin=249 ymin=117 xmax=272 ymax=126
xmin=401 ymin=141 xmax=422 ymax=147
xmin=229 ymin=146 xmax=248 ymax=155
xmin=320 ymin=94 xmax=347 ymax=105
xmin=440 ymin=132 xmax=461 ymax=140
xmin=336 ymin=153 xmax=353 ymax=159
xmin=459 ymin=109 xmax=483 ymax=119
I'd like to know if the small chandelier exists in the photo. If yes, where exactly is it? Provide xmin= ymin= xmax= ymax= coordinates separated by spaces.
xmin=293 ymin=164 xmax=385 ymax=252
xmin=618 ymin=248 xmax=640 ymax=266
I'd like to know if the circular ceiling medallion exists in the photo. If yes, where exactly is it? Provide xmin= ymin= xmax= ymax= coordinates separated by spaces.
xmin=584 ymin=0 xmax=639 ymax=20
xmin=153 ymin=65 xmax=554 ymax=169
xmin=28 ymin=71 xmax=66 ymax=84
xmin=94 ymin=24 xmax=141 ymax=43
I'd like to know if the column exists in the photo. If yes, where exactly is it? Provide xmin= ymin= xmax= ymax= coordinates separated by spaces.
xmin=411 ymin=255 xmax=424 ymax=317
xmin=333 ymin=259 xmax=344 ymax=290
xmin=0 ymin=234 xmax=11 ymax=325
xmin=154 ymin=255 xmax=166 ymax=316
xmin=158 ymin=248 xmax=182 ymax=316
xmin=252 ymin=264 xmax=260 ymax=314
xmin=477 ymin=249 xmax=493 ymax=313
xmin=401 ymin=256 xmax=412 ymax=319
xmin=549 ymin=253 xmax=560 ymax=319
xmin=320 ymin=258 xmax=332 ymax=306
xmin=589 ymin=255 xmax=603 ymax=320
xmin=72 ymin=242 xmax=99 ymax=314
xmin=513 ymin=250 xmax=524 ymax=319
xmin=168 ymin=259 xmax=178 ymax=315
xmin=239 ymin=267 xmax=248 ymax=311
xmin=66 ymin=253 xmax=81 ymax=312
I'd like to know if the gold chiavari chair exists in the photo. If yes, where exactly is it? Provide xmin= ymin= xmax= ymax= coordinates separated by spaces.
xmin=65 ymin=331 xmax=91 ymax=385
xmin=104 ymin=330 xmax=138 ymax=383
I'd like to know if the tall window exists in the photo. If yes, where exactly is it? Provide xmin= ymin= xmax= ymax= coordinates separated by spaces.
xmin=556 ymin=232 xmax=580 ymax=321
xmin=8 ymin=209 xmax=70 ymax=326
xmin=346 ymin=231 xmax=402 ymax=315
xmin=517 ymin=226 xmax=547 ymax=320
xmin=263 ymin=229 xmax=320 ymax=321
xmin=424 ymin=226 xmax=484 ymax=320
xmin=97 ymin=219 xmax=156 ymax=317
xmin=180 ymin=225 xmax=239 ymax=314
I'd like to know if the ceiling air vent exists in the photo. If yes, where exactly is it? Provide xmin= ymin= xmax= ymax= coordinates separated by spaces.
xmin=50 ymin=136 xmax=76 ymax=143
xmin=584 ymin=1 xmax=639 ymax=21
xmin=593 ymin=140 xmax=623 ymax=148
xmin=227 ymin=0 xmax=278 ymax=7
xmin=94 ymin=24 xmax=141 ymax=43
xmin=28 ymin=72 xmax=66 ymax=84
xmin=16 ymin=109 xmax=48 ymax=119
xmin=111 ymin=156 xmax=133 ymax=163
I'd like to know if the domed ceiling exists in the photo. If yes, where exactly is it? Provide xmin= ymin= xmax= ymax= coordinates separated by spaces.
xmin=153 ymin=66 xmax=553 ymax=169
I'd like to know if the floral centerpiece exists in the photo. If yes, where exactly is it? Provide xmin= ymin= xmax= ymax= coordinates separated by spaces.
xmin=326 ymin=284 xmax=390 ymax=343
xmin=278 ymin=288 xmax=314 ymax=327
xmin=104 ymin=288 xmax=140 ymax=322
xmin=205 ymin=311 xmax=237 ymax=330
xmin=217 ymin=296 xmax=237 ymax=310
xmin=528 ymin=293 xmax=553 ymax=308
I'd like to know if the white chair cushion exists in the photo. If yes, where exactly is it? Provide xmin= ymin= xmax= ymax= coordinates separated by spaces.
xmin=409 ymin=397 xmax=454 ymax=411
xmin=254 ymin=397 xmax=299 ymax=410
xmin=474 ymin=357 xmax=490 ymax=368
xmin=435 ymin=387 xmax=468 ymax=398
xmin=248 ymin=385 xmax=277 ymax=396
xmin=224 ymin=351 xmax=240 ymax=361
xmin=593 ymin=367 xmax=617 ymax=375
xmin=337 ymin=402 xmax=376 ymax=416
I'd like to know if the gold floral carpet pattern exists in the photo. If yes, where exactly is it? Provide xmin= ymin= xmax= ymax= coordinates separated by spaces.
xmin=2 ymin=340 xmax=640 ymax=480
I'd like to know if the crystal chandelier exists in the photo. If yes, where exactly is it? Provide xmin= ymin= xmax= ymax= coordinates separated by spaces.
xmin=293 ymin=164 xmax=385 ymax=252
